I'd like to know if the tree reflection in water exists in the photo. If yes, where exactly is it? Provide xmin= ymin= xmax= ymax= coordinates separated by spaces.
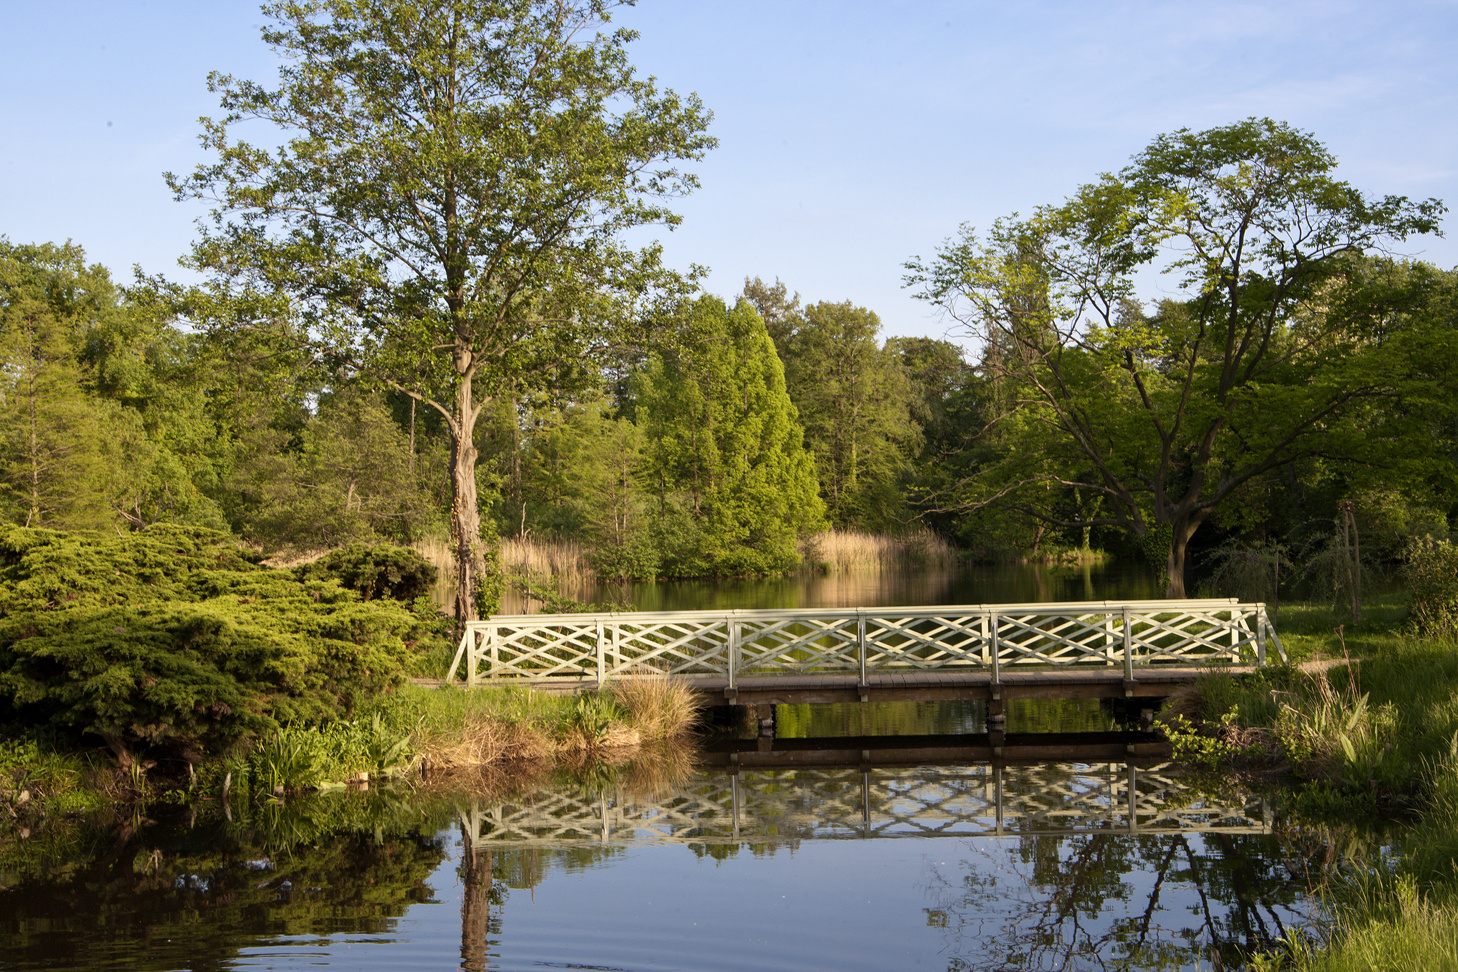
xmin=0 ymin=756 xmax=1338 ymax=972
xmin=923 ymin=829 xmax=1316 ymax=971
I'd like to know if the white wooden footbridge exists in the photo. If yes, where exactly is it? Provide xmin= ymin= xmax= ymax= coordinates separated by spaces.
xmin=445 ymin=599 xmax=1284 ymax=709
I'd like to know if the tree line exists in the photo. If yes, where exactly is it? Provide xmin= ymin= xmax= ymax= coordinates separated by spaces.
xmin=0 ymin=236 xmax=957 ymax=576
xmin=2 ymin=2 xmax=1455 ymax=617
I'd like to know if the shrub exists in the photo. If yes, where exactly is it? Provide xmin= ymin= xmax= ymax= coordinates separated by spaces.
xmin=294 ymin=543 xmax=438 ymax=602
xmin=1406 ymin=536 xmax=1458 ymax=638
xmin=0 ymin=525 xmax=447 ymax=765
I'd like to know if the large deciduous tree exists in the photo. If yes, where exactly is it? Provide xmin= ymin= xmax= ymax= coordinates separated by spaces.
xmin=907 ymin=119 xmax=1445 ymax=596
xmin=170 ymin=0 xmax=714 ymax=622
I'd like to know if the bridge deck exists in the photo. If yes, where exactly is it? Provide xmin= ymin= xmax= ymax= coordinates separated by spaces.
xmin=466 ymin=665 xmax=1239 ymax=705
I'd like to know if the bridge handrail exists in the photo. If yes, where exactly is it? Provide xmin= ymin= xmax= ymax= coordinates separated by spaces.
xmin=446 ymin=598 xmax=1285 ymax=684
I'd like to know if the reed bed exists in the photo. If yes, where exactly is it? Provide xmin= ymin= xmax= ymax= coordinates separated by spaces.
xmin=803 ymin=527 xmax=956 ymax=572
xmin=500 ymin=536 xmax=593 ymax=581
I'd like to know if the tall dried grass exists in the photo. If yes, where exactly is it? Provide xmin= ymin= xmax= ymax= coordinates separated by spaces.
xmin=803 ymin=527 xmax=956 ymax=572
xmin=411 ymin=534 xmax=456 ymax=606
xmin=500 ymin=536 xmax=593 ymax=581
xmin=611 ymin=675 xmax=704 ymax=740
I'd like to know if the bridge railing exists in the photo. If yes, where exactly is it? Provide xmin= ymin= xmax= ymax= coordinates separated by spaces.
xmin=445 ymin=599 xmax=1285 ymax=685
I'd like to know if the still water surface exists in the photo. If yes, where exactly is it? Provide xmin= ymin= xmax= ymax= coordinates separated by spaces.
xmin=1 ymin=756 xmax=1317 ymax=972
xmin=502 ymin=559 xmax=1161 ymax=614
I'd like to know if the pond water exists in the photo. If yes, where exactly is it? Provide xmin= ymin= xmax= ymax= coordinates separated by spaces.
xmin=500 ymin=559 xmax=1162 ymax=615
xmin=4 ymin=560 xmax=1325 ymax=971
xmin=1 ymin=753 xmax=1322 ymax=972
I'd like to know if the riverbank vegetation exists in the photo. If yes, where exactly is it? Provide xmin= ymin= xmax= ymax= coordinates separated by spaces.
xmin=1152 ymin=548 xmax=1458 ymax=968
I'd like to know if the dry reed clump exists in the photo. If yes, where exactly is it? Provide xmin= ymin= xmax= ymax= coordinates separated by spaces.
xmin=411 ymin=678 xmax=701 ymax=771
xmin=804 ymin=528 xmax=955 ymax=572
xmin=413 ymin=714 xmax=554 ymax=770
xmin=611 ymin=675 xmax=704 ymax=741
xmin=416 ymin=534 xmax=593 ymax=581
xmin=500 ymin=536 xmax=593 ymax=581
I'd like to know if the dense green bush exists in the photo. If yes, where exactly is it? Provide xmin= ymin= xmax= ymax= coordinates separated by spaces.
xmin=293 ymin=543 xmax=437 ymax=602
xmin=0 ymin=525 xmax=447 ymax=766
xmin=1407 ymin=537 xmax=1458 ymax=638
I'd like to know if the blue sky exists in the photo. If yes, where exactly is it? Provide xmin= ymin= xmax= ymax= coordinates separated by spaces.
xmin=2 ymin=0 xmax=1455 ymax=340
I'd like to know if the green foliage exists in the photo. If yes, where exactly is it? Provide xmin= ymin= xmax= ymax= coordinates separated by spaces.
xmin=908 ymin=118 xmax=1449 ymax=595
xmin=0 ymin=736 xmax=109 ymax=821
xmin=637 ymin=296 xmax=827 ymax=576
xmin=1275 ymin=680 xmax=1403 ymax=793
xmin=1406 ymin=536 xmax=1458 ymax=638
xmin=781 ymin=299 xmax=920 ymax=530
xmin=1158 ymin=709 xmax=1253 ymax=768
xmin=248 ymin=714 xmax=412 ymax=793
xmin=0 ymin=240 xmax=225 ymax=534
xmin=295 ymin=543 xmax=437 ymax=603
xmin=559 ymin=693 xmax=628 ymax=745
xmin=0 ymin=525 xmax=446 ymax=763
xmin=170 ymin=0 xmax=714 ymax=621
xmin=226 ymin=390 xmax=434 ymax=551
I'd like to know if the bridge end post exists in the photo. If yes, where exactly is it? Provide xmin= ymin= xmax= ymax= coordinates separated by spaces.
xmin=1257 ymin=604 xmax=1267 ymax=667
xmin=467 ymin=627 xmax=478 ymax=688
xmin=596 ymin=619 xmax=606 ymax=685
xmin=857 ymin=612 xmax=868 ymax=701
xmin=446 ymin=627 xmax=469 ymax=684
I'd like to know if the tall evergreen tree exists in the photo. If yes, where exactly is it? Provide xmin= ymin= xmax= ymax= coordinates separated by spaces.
xmin=638 ymin=296 xmax=824 ymax=575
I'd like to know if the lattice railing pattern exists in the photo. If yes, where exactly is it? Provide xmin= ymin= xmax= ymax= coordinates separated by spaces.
xmin=446 ymin=599 xmax=1285 ymax=684
xmin=458 ymin=762 xmax=1270 ymax=849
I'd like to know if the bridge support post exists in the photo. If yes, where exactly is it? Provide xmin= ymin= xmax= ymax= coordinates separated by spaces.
xmin=755 ymin=703 xmax=775 ymax=738
xmin=596 ymin=620 xmax=605 ymax=684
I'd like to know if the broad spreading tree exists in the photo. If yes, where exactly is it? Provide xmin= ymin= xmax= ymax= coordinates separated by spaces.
xmin=907 ymin=119 xmax=1445 ymax=595
xmin=170 ymin=0 xmax=714 ymax=621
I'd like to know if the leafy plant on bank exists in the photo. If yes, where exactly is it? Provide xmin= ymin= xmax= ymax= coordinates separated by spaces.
xmin=1406 ymin=536 xmax=1458 ymax=639
xmin=248 ymin=714 xmax=413 ymax=794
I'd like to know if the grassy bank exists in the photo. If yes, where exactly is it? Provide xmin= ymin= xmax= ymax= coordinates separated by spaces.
xmin=1157 ymin=597 xmax=1458 ymax=969
xmin=1 ymin=678 xmax=703 ymax=823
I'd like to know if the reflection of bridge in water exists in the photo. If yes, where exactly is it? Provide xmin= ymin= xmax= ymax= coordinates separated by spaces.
xmin=458 ymin=757 xmax=1271 ymax=850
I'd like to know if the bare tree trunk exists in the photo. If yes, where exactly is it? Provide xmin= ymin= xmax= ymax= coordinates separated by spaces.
xmin=1341 ymin=501 xmax=1362 ymax=623
xmin=451 ymin=366 xmax=482 ymax=625
xmin=408 ymin=397 xmax=416 ymax=475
